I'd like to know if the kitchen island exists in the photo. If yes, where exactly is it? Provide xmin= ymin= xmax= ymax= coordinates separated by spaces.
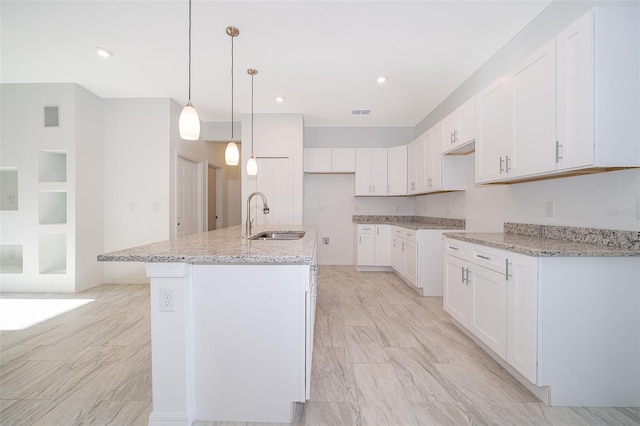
xmin=98 ymin=225 xmax=317 ymax=425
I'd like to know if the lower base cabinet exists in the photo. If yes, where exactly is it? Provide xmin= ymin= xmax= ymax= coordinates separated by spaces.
xmin=443 ymin=237 xmax=640 ymax=406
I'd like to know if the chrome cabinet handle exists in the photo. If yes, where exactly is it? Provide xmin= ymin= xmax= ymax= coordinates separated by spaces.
xmin=556 ymin=141 xmax=563 ymax=163
xmin=505 ymin=155 xmax=511 ymax=172
xmin=476 ymin=254 xmax=491 ymax=260
xmin=505 ymin=259 xmax=512 ymax=281
xmin=448 ymin=245 xmax=459 ymax=250
xmin=499 ymin=156 xmax=504 ymax=173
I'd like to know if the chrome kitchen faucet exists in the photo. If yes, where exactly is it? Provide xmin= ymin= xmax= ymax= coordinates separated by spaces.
xmin=246 ymin=192 xmax=270 ymax=237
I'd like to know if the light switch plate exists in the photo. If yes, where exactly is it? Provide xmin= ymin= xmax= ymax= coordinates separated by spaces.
xmin=545 ymin=201 xmax=555 ymax=217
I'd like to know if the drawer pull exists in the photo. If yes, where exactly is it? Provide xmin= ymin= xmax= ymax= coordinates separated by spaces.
xmin=448 ymin=246 xmax=459 ymax=250
xmin=476 ymin=254 xmax=491 ymax=260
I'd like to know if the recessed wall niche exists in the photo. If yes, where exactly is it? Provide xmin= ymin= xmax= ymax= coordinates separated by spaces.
xmin=39 ymin=191 xmax=67 ymax=224
xmin=44 ymin=106 xmax=59 ymax=127
xmin=39 ymin=233 xmax=66 ymax=274
xmin=0 ymin=245 xmax=23 ymax=274
xmin=38 ymin=150 xmax=66 ymax=182
xmin=0 ymin=169 xmax=18 ymax=210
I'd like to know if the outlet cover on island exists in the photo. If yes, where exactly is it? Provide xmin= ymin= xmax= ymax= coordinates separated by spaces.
xmin=322 ymin=237 xmax=330 ymax=245
xmin=159 ymin=288 xmax=175 ymax=312
xmin=545 ymin=201 xmax=555 ymax=217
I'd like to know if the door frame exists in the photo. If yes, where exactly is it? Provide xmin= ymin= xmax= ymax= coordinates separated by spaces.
xmin=175 ymin=154 xmax=206 ymax=238
xmin=207 ymin=162 xmax=224 ymax=230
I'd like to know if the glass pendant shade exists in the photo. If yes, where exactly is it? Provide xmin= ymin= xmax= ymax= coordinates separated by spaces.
xmin=225 ymin=141 xmax=240 ymax=166
xmin=247 ymin=156 xmax=257 ymax=175
xmin=179 ymin=103 xmax=200 ymax=140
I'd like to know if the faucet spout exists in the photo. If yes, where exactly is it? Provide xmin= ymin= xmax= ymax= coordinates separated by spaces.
xmin=246 ymin=192 xmax=270 ymax=237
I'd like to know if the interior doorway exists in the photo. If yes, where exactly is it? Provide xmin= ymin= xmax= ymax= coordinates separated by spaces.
xmin=177 ymin=156 xmax=198 ymax=238
xmin=207 ymin=165 xmax=221 ymax=231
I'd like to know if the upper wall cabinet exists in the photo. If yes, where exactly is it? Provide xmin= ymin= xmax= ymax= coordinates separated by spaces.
xmin=355 ymin=148 xmax=387 ymax=196
xmin=304 ymin=148 xmax=355 ymax=173
xmin=476 ymin=6 xmax=640 ymax=184
xmin=407 ymin=134 xmax=426 ymax=194
xmin=387 ymin=145 xmax=407 ymax=196
xmin=441 ymin=97 xmax=476 ymax=155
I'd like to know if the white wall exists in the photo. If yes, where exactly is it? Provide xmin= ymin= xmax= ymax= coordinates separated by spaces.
xmin=74 ymin=85 xmax=105 ymax=291
xmin=241 ymin=113 xmax=304 ymax=226
xmin=303 ymin=126 xmax=415 ymax=265
xmin=103 ymin=99 xmax=171 ymax=283
xmin=416 ymin=156 xmax=640 ymax=232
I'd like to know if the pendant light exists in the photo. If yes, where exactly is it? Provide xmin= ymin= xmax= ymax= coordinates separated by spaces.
xmin=224 ymin=26 xmax=240 ymax=166
xmin=179 ymin=0 xmax=200 ymax=140
xmin=246 ymin=68 xmax=258 ymax=176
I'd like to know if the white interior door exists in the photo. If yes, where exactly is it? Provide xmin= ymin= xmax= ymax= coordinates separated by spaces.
xmin=177 ymin=156 xmax=197 ymax=237
xmin=253 ymin=157 xmax=292 ymax=226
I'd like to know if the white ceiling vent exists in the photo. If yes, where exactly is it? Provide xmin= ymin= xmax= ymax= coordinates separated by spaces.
xmin=351 ymin=109 xmax=371 ymax=115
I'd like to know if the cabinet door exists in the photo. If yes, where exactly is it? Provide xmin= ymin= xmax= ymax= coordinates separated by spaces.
xmin=511 ymin=39 xmax=557 ymax=178
xmin=304 ymin=148 xmax=332 ymax=172
xmin=374 ymin=225 xmax=391 ymax=266
xmin=407 ymin=138 xmax=418 ymax=194
xmin=443 ymin=254 xmax=471 ymax=326
xmin=469 ymin=265 xmax=507 ymax=359
xmin=390 ymin=236 xmax=401 ymax=272
xmin=475 ymin=76 xmax=513 ymax=183
xmin=507 ymin=252 xmax=538 ymax=384
xmin=371 ymin=148 xmax=388 ymax=196
xmin=357 ymin=233 xmax=375 ymax=266
xmin=404 ymin=239 xmax=418 ymax=286
xmin=457 ymin=97 xmax=476 ymax=146
xmin=331 ymin=148 xmax=356 ymax=173
xmin=355 ymin=148 xmax=372 ymax=195
xmin=556 ymin=9 xmax=595 ymax=170
xmin=424 ymin=127 xmax=440 ymax=191
xmin=387 ymin=145 xmax=407 ymax=195
xmin=440 ymin=111 xmax=458 ymax=153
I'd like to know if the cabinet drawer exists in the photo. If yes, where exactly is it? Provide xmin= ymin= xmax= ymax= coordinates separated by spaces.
xmin=444 ymin=238 xmax=467 ymax=259
xmin=394 ymin=227 xmax=416 ymax=242
xmin=470 ymin=245 xmax=507 ymax=274
xmin=358 ymin=224 xmax=375 ymax=234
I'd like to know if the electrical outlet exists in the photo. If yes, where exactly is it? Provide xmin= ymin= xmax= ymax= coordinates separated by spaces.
xmin=159 ymin=288 xmax=175 ymax=312
xmin=636 ymin=198 xmax=640 ymax=219
xmin=322 ymin=236 xmax=330 ymax=245
xmin=545 ymin=201 xmax=555 ymax=217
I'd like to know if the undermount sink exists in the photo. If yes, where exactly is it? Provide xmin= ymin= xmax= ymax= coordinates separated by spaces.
xmin=249 ymin=231 xmax=306 ymax=241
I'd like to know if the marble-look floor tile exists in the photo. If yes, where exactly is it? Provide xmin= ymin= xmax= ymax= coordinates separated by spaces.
xmin=353 ymin=363 xmax=418 ymax=426
xmin=302 ymin=401 xmax=361 ymax=425
xmin=410 ymin=401 xmax=476 ymax=425
xmin=310 ymin=346 xmax=356 ymax=402
xmin=345 ymin=325 xmax=389 ymax=363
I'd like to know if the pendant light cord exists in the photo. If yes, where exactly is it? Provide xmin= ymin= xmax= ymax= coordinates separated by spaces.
xmin=251 ymin=73 xmax=254 ymax=156
xmin=231 ymin=33 xmax=234 ymax=141
xmin=188 ymin=0 xmax=192 ymax=102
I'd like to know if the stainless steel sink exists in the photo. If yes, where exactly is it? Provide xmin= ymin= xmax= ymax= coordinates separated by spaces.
xmin=249 ymin=231 xmax=306 ymax=240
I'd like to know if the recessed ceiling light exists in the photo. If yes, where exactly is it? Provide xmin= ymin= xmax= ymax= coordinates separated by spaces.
xmin=376 ymin=76 xmax=388 ymax=84
xmin=275 ymin=96 xmax=285 ymax=103
xmin=94 ymin=47 xmax=113 ymax=58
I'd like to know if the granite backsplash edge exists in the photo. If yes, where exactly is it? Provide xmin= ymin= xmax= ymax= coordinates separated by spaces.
xmin=504 ymin=222 xmax=640 ymax=251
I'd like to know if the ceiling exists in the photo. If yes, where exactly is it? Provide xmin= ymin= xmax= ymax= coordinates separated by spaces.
xmin=1 ymin=0 xmax=552 ymax=127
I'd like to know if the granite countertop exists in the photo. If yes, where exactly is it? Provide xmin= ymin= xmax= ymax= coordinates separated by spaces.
xmin=444 ymin=224 xmax=640 ymax=257
xmin=97 ymin=225 xmax=317 ymax=264
xmin=352 ymin=215 xmax=465 ymax=230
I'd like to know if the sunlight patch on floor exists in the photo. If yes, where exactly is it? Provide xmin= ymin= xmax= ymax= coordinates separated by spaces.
xmin=0 ymin=299 xmax=94 ymax=330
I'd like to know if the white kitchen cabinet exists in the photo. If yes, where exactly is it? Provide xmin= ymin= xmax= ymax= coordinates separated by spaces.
xmin=407 ymin=134 xmax=425 ymax=194
xmin=304 ymin=148 xmax=331 ymax=172
xmin=423 ymin=125 xmax=440 ymax=191
xmin=356 ymin=224 xmax=390 ymax=269
xmin=387 ymin=145 xmax=407 ymax=195
xmin=355 ymin=148 xmax=387 ymax=196
xmin=506 ymin=251 xmax=538 ymax=384
xmin=477 ymin=39 xmax=556 ymax=184
xmin=476 ymin=6 xmax=639 ymax=184
xmin=304 ymin=148 xmax=355 ymax=173
xmin=442 ymin=236 xmax=640 ymax=407
xmin=510 ymin=38 xmax=557 ymax=179
xmin=475 ymin=76 xmax=513 ymax=183
xmin=556 ymin=7 xmax=639 ymax=171
xmin=391 ymin=227 xmax=417 ymax=288
xmin=441 ymin=97 xmax=476 ymax=155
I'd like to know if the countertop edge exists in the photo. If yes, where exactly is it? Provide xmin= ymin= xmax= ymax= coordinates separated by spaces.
xmin=443 ymin=232 xmax=640 ymax=257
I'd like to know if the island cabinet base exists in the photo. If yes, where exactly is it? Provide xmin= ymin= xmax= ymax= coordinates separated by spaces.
xmin=145 ymin=262 xmax=314 ymax=426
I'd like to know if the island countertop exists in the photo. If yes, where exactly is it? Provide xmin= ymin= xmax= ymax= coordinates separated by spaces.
xmin=97 ymin=225 xmax=317 ymax=264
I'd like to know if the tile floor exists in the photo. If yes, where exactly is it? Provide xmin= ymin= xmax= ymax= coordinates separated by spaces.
xmin=1 ymin=266 xmax=638 ymax=425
